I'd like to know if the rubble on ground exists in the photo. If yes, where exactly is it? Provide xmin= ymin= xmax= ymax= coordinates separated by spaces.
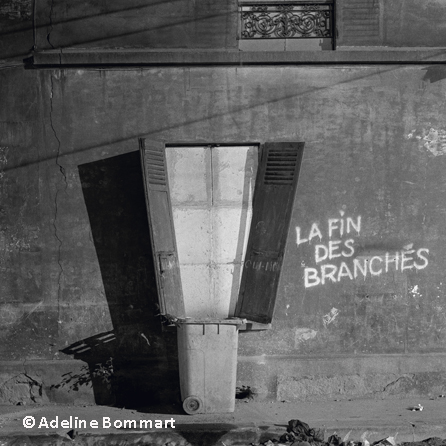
xmin=251 ymin=419 xmax=446 ymax=446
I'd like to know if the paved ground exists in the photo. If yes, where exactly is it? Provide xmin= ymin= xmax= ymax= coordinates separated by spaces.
xmin=0 ymin=396 xmax=445 ymax=445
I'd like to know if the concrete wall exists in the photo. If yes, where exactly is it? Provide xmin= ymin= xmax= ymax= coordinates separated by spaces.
xmin=34 ymin=0 xmax=238 ymax=51
xmin=28 ymin=0 xmax=446 ymax=53
xmin=1 ymin=63 xmax=446 ymax=405
xmin=382 ymin=0 xmax=446 ymax=47
xmin=3 ymin=0 xmax=446 ymax=65
xmin=0 ymin=0 xmax=33 ymax=61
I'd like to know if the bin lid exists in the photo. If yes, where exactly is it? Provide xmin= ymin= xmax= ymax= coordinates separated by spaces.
xmin=176 ymin=317 xmax=247 ymax=325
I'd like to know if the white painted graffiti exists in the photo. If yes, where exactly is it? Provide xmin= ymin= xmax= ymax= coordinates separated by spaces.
xmin=244 ymin=259 xmax=280 ymax=272
xmin=296 ymin=211 xmax=430 ymax=288
xmin=322 ymin=307 xmax=339 ymax=327
xmin=296 ymin=212 xmax=361 ymax=245
xmin=0 ymin=146 xmax=8 ymax=179
xmin=294 ymin=328 xmax=318 ymax=347
xmin=407 ymin=127 xmax=446 ymax=156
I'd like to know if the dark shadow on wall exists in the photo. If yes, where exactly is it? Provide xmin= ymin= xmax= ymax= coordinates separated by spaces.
xmin=59 ymin=151 xmax=181 ymax=412
xmin=422 ymin=66 xmax=446 ymax=83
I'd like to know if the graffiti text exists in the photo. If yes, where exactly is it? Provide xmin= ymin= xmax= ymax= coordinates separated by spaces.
xmin=296 ymin=211 xmax=430 ymax=288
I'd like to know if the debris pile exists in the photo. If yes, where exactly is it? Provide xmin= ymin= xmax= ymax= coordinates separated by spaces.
xmin=252 ymin=419 xmax=441 ymax=446
xmin=400 ymin=438 xmax=446 ymax=446
xmin=236 ymin=386 xmax=258 ymax=400
xmin=409 ymin=404 xmax=424 ymax=412
xmin=278 ymin=419 xmax=324 ymax=445
xmin=252 ymin=419 xmax=327 ymax=446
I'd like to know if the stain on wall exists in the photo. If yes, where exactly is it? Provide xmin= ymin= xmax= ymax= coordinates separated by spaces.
xmin=407 ymin=127 xmax=446 ymax=156
xmin=0 ymin=0 xmax=32 ymax=20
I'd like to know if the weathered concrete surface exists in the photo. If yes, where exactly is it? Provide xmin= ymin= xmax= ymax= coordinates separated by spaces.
xmin=0 ymin=0 xmax=33 ymax=61
xmin=30 ymin=0 xmax=446 ymax=54
xmin=277 ymin=372 xmax=446 ymax=402
xmin=2 ymin=62 xmax=446 ymax=403
xmin=383 ymin=0 xmax=446 ymax=47
xmin=4 ymin=0 xmax=446 ymax=63
xmin=1 ymin=398 xmax=446 ymax=445
xmin=30 ymin=48 xmax=446 ymax=67
xmin=34 ymin=0 xmax=238 ymax=51
xmin=237 ymin=354 xmax=446 ymax=401
xmin=0 ymin=360 xmax=98 ymax=406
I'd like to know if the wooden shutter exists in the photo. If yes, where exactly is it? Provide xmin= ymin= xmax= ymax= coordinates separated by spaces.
xmin=235 ymin=142 xmax=304 ymax=324
xmin=339 ymin=0 xmax=381 ymax=46
xmin=139 ymin=138 xmax=185 ymax=318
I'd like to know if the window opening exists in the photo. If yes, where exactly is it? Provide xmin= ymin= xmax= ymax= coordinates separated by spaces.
xmin=165 ymin=145 xmax=258 ymax=319
xmin=141 ymin=141 xmax=304 ymax=325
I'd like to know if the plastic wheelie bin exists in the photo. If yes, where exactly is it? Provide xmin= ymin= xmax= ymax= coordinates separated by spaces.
xmin=177 ymin=319 xmax=243 ymax=414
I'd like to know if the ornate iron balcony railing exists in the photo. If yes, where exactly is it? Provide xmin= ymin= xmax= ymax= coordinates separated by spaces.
xmin=240 ymin=2 xmax=334 ymax=39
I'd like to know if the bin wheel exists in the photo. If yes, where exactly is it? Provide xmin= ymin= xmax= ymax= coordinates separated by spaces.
xmin=183 ymin=396 xmax=203 ymax=415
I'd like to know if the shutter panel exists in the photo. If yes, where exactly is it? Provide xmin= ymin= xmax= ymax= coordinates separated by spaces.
xmin=340 ymin=0 xmax=381 ymax=46
xmin=235 ymin=142 xmax=304 ymax=324
xmin=139 ymin=138 xmax=185 ymax=318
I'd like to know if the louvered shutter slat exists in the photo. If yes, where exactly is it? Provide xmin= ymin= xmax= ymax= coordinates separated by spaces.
xmin=139 ymin=138 xmax=185 ymax=318
xmin=235 ymin=142 xmax=304 ymax=324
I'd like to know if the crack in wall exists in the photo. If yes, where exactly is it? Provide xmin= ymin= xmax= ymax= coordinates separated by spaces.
xmin=49 ymin=74 xmax=67 ymax=325
xmin=0 ymin=372 xmax=43 ymax=404
xmin=45 ymin=0 xmax=63 ymax=64
xmin=382 ymin=374 xmax=414 ymax=393
xmin=22 ymin=373 xmax=42 ymax=402
xmin=46 ymin=0 xmax=55 ymax=49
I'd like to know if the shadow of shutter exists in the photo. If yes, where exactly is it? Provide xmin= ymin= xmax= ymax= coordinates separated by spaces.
xmin=234 ymin=142 xmax=304 ymax=324
xmin=139 ymin=138 xmax=185 ymax=318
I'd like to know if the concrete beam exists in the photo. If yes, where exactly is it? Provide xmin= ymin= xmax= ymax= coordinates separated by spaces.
xmin=29 ymin=48 xmax=446 ymax=67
